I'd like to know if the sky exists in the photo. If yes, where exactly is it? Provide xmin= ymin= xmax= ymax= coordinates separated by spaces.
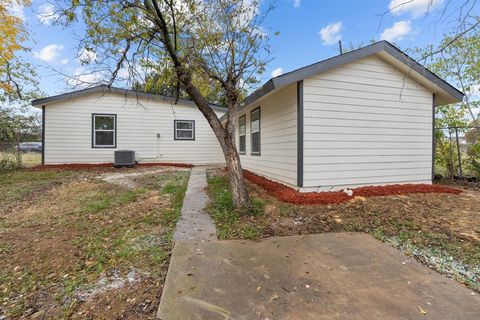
xmin=10 ymin=0 xmax=478 ymax=98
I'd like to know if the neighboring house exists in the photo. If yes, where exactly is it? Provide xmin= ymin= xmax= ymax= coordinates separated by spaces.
xmin=32 ymin=87 xmax=226 ymax=165
xmin=33 ymin=41 xmax=463 ymax=192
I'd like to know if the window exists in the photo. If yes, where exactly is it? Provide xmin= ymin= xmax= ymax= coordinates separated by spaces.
xmin=174 ymin=120 xmax=195 ymax=140
xmin=238 ymin=115 xmax=246 ymax=154
xmin=250 ymin=107 xmax=260 ymax=155
xmin=92 ymin=114 xmax=116 ymax=148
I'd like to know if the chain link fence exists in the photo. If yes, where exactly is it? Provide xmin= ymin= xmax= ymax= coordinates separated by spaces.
xmin=434 ymin=126 xmax=480 ymax=181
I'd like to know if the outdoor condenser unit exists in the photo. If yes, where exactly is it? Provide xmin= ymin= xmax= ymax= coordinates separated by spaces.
xmin=114 ymin=150 xmax=136 ymax=168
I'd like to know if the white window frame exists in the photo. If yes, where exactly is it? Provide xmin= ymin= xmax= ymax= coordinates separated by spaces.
xmin=174 ymin=120 xmax=195 ymax=140
xmin=92 ymin=114 xmax=116 ymax=148
xmin=250 ymin=107 xmax=261 ymax=156
xmin=238 ymin=115 xmax=246 ymax=154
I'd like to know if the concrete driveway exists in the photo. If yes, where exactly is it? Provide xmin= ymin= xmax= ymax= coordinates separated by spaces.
xmin=157 ymin=233 xmax=479 ymax=320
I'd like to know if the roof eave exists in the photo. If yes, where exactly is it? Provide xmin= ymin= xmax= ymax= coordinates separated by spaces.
xmin=236 ymin=41 xmax=464 ymax=112
xmin=31 ymin=85 xmax=228 ymax=113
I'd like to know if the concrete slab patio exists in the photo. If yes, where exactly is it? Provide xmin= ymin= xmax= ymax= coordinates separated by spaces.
xmin=157 ymin=233 xmax=479 ymax=320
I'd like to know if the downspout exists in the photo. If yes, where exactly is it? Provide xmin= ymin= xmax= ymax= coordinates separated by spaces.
xmin=432 ymin=94 xmax=436 ymax=182
xmin=297 ymin=81 xmax=304 ymax=188
xmin=42 ymin=106 xmax=45 ymax=165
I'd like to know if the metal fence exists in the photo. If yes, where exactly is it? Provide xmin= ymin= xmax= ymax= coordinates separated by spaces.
xmin=434 ymin=126 xmax=480 ymax=181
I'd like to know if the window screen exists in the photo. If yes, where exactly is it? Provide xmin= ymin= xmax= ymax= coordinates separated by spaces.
xmin=250 ymin=108 xmax=260 ymax=155
xmin=174 ymin=120 xmax=195 ymax=140
xmin=239 ymin=115 xmax=246 ymax=154
xmin=93 ymin=114 xmax=116 ymax=148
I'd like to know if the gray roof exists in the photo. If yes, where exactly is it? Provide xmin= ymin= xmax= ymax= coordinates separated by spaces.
xmin=31 ymin=85 xmax=227 ymax=113
xmin=33 ymin=41 xmax=463 ymax=118
xmin=238 ymin=40 xmax=464 ymax=113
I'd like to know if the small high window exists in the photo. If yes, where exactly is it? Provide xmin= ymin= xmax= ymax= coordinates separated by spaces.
xmin=238 ymin=115 xmax=246 ymax=154
xmin=92 ymin=114 xmax=116 ymax=148
xmin=174 ymin=120 xmax=195 ymax=140
xmin=250 ymin=107 xmax=260 ymax=155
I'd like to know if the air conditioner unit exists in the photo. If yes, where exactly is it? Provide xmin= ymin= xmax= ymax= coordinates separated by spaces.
xmin=114 ymin=150 xmax=136 ymax=168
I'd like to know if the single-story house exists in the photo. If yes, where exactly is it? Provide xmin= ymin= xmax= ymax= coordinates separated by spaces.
xmin=32 ymin=41 xmax=463 ymax=192
xmin=33 ymin=87 xmax=227 ymax=165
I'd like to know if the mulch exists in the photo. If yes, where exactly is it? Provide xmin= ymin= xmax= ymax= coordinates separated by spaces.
xmin=243 ymin=170 xmax=462 ymax=205
xmin=34 ymin=162 xmax=193 ymax=170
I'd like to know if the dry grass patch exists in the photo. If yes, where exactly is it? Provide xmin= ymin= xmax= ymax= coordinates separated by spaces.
xmin=0 ymin=168 xmax=189 ymax=319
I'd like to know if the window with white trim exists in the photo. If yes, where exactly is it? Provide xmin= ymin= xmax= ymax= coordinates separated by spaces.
xmin=238 ymin=115 xmax=246 ymax=154
xmin=92 ymin=114 xmax=116 ymax=148
xmin=174 ymin=120 xmax=195 ymax=140
xmin=250 ymin=107 xmax=260 ymax=155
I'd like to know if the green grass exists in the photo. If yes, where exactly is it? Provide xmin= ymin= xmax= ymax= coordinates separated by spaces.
xmin=66 ymin=173 xmax=190 ymax=278
xmin=206 ymin=174 xmax=265 ymax=240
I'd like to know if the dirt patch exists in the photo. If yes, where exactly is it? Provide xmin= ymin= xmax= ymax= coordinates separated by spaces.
xmin=99 ymin=168 xmax=188 ymax=189
xmin=71 ymin=277 xmax=160 ymax=319
xmin=244 ymin=170 xmax=462 ymax=205
xmin=0 ymin=168 xmax=189 ymax=319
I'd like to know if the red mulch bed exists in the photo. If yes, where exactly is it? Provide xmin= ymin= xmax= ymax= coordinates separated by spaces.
xmin=35 ymin=162 xmax=193 ymax=170
xmin=243 ymin=170 xmax=462 ymax=205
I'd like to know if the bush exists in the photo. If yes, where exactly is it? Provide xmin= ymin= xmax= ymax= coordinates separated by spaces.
xmin=0 ymin=153 xmax=20 ymax=172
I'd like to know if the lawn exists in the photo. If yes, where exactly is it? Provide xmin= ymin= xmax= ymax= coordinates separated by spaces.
xmin=0 ymin=166 xmax=190 ymax=319
xmin=206 ymin=169 xmax=480 ymax=292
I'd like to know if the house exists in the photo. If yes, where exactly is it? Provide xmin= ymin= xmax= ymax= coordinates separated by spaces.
xmin=33 ymin=41 xmax=463 ymax=192
xmin=32 ymin=87 xmax=227 ymax=165
xmin=227 ymin=41 xmax=463 ymax=192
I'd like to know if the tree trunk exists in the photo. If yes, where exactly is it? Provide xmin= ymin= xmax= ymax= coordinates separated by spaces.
xmin=174 ymin=71 xmax=251 ymax=209
xmin=223 ymin=132 xmax=251 ymax=209
xmin=145 ymin=3 xmax=251 ymax=209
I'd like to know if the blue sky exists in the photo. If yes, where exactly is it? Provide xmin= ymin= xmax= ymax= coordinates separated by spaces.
xmin=12 ymin=0 xmax=476 ymax=97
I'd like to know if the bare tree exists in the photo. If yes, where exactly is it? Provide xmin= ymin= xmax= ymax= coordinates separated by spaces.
xmin=56 ymin=0 xmax=274 ymax=209
xmin=377 ymin=0 xmax=479 ymax=57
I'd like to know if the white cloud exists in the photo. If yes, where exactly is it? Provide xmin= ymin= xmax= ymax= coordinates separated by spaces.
xmin=380 ymin=20 xmax=412 ymax=42
xmin=117 ymin=68 xmax=130 ymax=79
xmin=37 ymin=4 xmax=59 ymax=25
xmin=271 ymin=67 xmax=283 ymax=78
xmin=66 ymin=67 xmax=103 ymax=87
xmin=8 ymin=1 xmax=26 ymax=21
xmin=469 ymin=84 xmax=480 ymax=98
xmin=293 ymin=0 xmax=301 ymax=8
xmin=78 ymin=48 xmax=98 ymax=64
xmin=388 ymin=0 xmax=443 ymax=18
xmin=33 ymin=44 xmax=64 ymax=62
xmin=319 ymin=21 xmax=343 ymax=46
xmin=60 ymin=59 xmax=69 ymax=65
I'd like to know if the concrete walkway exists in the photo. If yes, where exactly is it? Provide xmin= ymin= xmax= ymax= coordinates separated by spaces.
xmin=157 ymin=233 xmax=479 ymax=320
xmin=173 ymin=166 xmax=217 ymax=243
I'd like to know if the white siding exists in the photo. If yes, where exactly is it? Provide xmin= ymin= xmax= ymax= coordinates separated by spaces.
xmin=302 ymin=55 xmax=433 ymax=191
xmin=237 ymin=84 xmax=298 ymax=187
xmin=44 ymin=93 xmax=225 ymax=165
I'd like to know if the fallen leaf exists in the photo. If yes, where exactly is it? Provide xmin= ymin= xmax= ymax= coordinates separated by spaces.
xmin=418 ymin=306 xmax=427 ymax=315
xmin=269 ymin=293 xmax=279 ymax=302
